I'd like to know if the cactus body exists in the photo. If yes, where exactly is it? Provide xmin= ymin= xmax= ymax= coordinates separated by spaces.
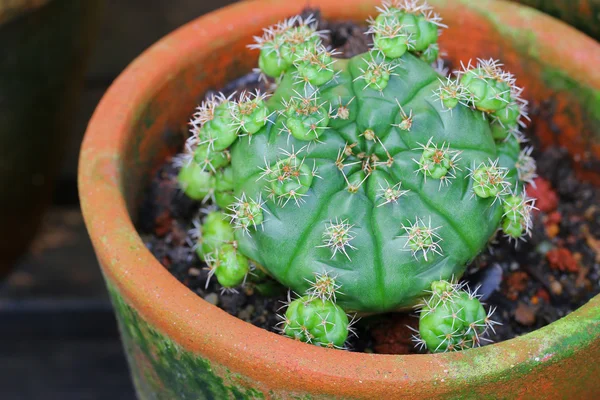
xmin=230 ymin=52 xmax=521 ymax=313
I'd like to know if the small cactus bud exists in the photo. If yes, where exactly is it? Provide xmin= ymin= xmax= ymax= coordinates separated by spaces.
xmin=368 ymin=14 xmax=412 ymax=59
xmin=279 ymin=22 xmax=321 ymax=65
xmin=420 ymin=43 xmax=439 ymax=64
xmin=197 ymin=211 xmax=234 ymax=259
xmin=376 ymin=180 xmax=410 ymax=207
xmin=227 ymin=193 xmax=266 ymax=233
xmin=469 ymin=159 xmax=510 ymax=200
xmin=177 ymin=162 xmax=215 ymax=201
xmin=416 ymin=280 xmax=499 ymax=353
xmin=193 ymin=144 xmax=230 ymax=172
xmin=395 ymin=8 xmax=439 ymax=52
xmin=318 ymin=218 xmax=357 ymax=260
xmin=392 ymin=100 xmax=414 ymax=131
xmin=414 ymin=138 xmax=462 ymax=182
xmin=208 ymin=244 xmax=250 ymax=288
xmin=258 ymin=46 xmax=289 ymax=78
xmin=459 ymin=59 xmax=512 ymax=112
xmin=265 ymin=154 xmax=314 ymax=207
xmin=432 ymin=77 xmax=469 ymax=111
xmin=490 ymin=100 xmax=520 ymax=141
xmin=231 ymin=90 xmax=270 ymax=135
xmin=281 ymin=295 xmax=349 ymax=348
xmin=251 ymin=15 xmax=321 ymax=78
xmin=294 ymin=44 xmax=336 ymax=87
xmin=501 ymin=191 xmax=536 ymax=240
xmin=198 ymin=100 xmax=239 ymax=151
xmin=282 ymin=91 xmax=330 ymax=141
xmin=375 ymin=1 xmax=445 ymax=53
xmin=355 ymin=52 xmax=397 ymax=91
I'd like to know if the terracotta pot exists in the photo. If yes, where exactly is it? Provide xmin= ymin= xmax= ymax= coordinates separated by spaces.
xmin=79 ymin=0 xmax=600 ymax=398
xmin=0 ymin=0 xmax=101 ymax=277
xmin=511 ymin=0 xmax=600 ymax=40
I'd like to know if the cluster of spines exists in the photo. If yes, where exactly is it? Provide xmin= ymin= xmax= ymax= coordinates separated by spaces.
xmin=279 ymin=89 xmax=331 ymax=143
xmin=393 ymin=101 xmax=413 ymax=131
xmin=334 ymin=133 xmax=394 ymax=194
xmin=354 ymin=52 xmax=400 ymax=93
xmin=413 ymin=137 xmax=462 ymax=188
xmin=467 ymin=158 xmax=511 ymax=202
xmin=516 ymin=146 xmax=537 ymax=186
xmin=432 ymin=77 xmax=470 ymax=112
xmin=412 ymin=280 xmax=500 ymax=353
xmin=249 ymin=15 xmax=327 ymax=80
xmin=376 ymin=180 xmax=410 ymax=207
xmin=226 ymin=193 xmax=267 ymax=234
xmin=400 ymin=217 xmax=443 ymax=261
xmin=258 ymin=146 xmax=320 ymax=207
xmin=317 ymin=218 xmax=357 ymax=260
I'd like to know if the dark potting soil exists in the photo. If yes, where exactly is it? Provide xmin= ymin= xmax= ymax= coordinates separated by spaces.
xmin=137 ymin=12 xmax=600 ymax=354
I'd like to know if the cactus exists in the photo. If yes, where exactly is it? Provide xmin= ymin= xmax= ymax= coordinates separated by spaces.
xmin=413 ymin=280 xmax=499 ymax=353
xmin=174 ymin=0 xmax=537 ymax=352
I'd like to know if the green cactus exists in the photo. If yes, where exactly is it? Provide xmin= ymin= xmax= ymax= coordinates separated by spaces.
xmin=205 ymin=244 xmax=250 ymax=290
xmin=414 ymin=280 xmax=499 ymax=353
xmin=175 ymin=0 xmax=537 ymax=351
xmin=280 ymin=295 xmax=350 ymax=349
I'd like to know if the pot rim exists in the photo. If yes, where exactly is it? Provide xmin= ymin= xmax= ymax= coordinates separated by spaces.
xmin=79 ymin=0 xmax=600 ymax=394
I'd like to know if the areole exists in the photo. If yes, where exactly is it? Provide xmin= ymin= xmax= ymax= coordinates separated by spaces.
xmin=79 ymin=0 xmax=600 ymax=398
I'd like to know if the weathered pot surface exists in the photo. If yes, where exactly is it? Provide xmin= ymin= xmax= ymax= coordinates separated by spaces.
xmin=511 ymin=0 xmax=600 ymax=40
xmin=79 ymin=0 xmax=600 ymax=398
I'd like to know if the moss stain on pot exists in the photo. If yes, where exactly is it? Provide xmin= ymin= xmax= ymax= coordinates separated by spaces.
xmin=109 ymin=276 xmax=600 ymax=399
xmin=109 ymin=284 xmax=270 ymax=400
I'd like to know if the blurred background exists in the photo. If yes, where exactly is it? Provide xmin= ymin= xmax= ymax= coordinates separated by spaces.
xmin=0 ymin=1 xmax=597 ymax=399
xmin=0 ymin=1 xmax=234 ymax=398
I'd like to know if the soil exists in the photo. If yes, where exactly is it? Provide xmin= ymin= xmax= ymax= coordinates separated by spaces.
xmin=137 ymin=12 xmax=600 ymax=354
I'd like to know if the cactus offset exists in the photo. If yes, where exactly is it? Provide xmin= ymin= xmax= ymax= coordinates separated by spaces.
xmin=175 ymin=0 xmax=537 ymax=352
xmin=413 ymin=280 xmax=500 ymax=353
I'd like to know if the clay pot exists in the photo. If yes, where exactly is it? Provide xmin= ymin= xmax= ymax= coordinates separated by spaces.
xmin=0 ymin=0 xmax=101 ymax=277
xmin=512 ymin=0 xmax=600 ymax=40
xmin=79 ymin=0 xmax=600 ymax=398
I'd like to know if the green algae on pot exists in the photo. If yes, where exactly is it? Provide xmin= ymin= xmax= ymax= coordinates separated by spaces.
xmin=512 ymin=0 xmax=600 ymax=40
xmin=79 ymin=0 xmax=600 ymax=398
xmin=109 ymin=285 xmax=267 ymax=399
xmin=0 ymin=0 xmax=101 ymax=277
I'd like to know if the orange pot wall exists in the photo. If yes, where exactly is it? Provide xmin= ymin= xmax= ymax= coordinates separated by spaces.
xmin=79 ymin=0 xmax=600 ymax=398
